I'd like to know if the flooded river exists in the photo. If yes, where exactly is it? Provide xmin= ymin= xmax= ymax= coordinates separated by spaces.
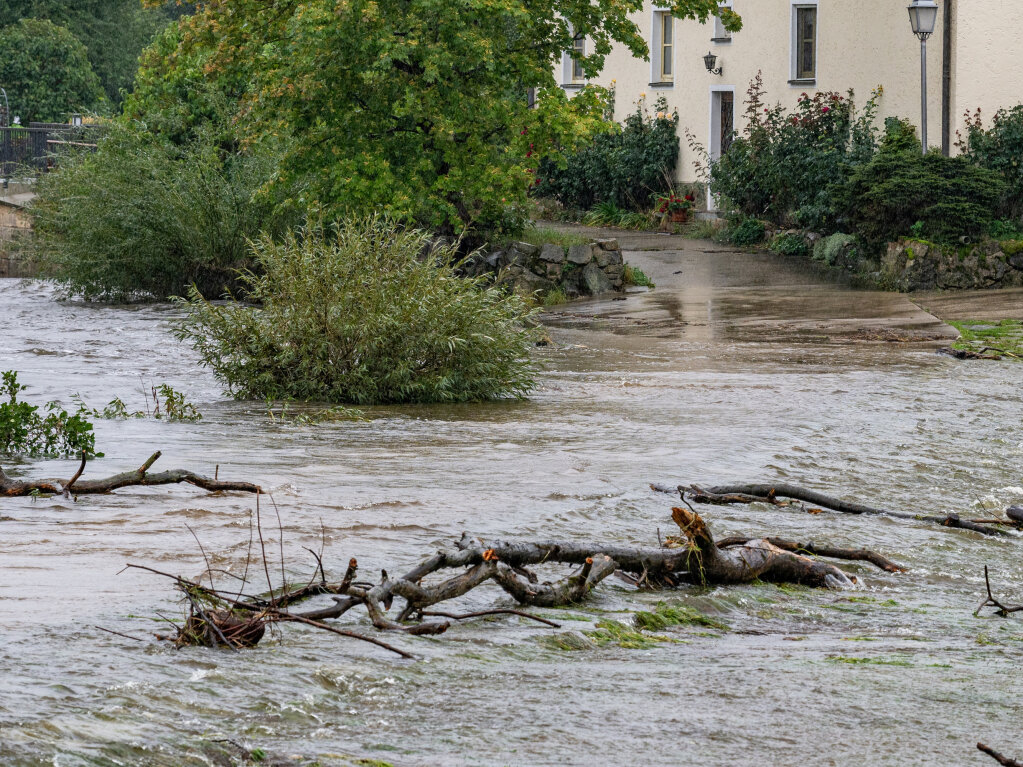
xmin=1 ymin=237 xmax=1021 ymax=766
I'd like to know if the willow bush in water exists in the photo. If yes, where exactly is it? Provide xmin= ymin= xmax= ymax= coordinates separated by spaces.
xmin=174 ymin=220 xmax=540 ymax=405
xmin=31 ymin=120 xmax=294 ymax=302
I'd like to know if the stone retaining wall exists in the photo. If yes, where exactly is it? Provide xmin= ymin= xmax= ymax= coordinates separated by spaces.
xmin=463 ymin=238 xmax=625 ymax=297
xmin=0 ymin=202 xmax=32 ymax=278
xmin=882 ymin=239 xmax=1023 ymax=291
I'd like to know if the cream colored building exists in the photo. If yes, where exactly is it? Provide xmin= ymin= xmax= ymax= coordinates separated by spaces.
xmin=562 ymin=1 xmax=1022 ymax=185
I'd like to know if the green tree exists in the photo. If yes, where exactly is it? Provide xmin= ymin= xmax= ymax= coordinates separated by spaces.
xmin=133 ymin=0 xmax=739 ymax=238
xmin=0 ymin=18 xmax=104 ymax=123
xmin=0 ymin=1 xmax=184 ymax=105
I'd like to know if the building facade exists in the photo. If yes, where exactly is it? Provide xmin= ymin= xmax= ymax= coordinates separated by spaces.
xmin=562 ymin=1 xmax=1020 ymax=185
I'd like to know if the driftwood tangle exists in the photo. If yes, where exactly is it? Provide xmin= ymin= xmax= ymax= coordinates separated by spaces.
xmin=134 ymin=505 xmax=903 ymax=656
xmin=0 ymin=451 xmax=261 ymax=497
xmin=652 ymin=482 xmax=1021 ymax=537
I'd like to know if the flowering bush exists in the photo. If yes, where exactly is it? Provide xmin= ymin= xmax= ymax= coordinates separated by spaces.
xmin=656 ymin=192 xmax=696 ymax=214
xmin=707 ymin=72 xmax=882 ymax=230
xmin=957 ymin=105 xmax=1023 ymax=219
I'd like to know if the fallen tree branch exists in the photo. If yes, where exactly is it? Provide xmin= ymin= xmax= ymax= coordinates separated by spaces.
xmin=978 ymin=743 xmax=1023 ymax=767
xmin=974 ymin=566 xmax=1023 ymax=618
xmin=0 ymin=451 xmax=261 ymax=497
xmin=656 ymin=482 xmax=1017 ymax=537
xmin=130 ymin=505 xmax=902 ymax=655
xmin=715 ymin=535 xmax=906 ymax=573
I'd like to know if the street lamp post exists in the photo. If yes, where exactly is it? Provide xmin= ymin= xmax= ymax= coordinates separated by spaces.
xmin=907 ymin=0 xmax=939 ymax=154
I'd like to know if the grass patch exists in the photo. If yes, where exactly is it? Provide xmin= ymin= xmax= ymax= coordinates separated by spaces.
xmin=540 ymin=286 xmax=569 ymax=307
xmin=514 ymin=225 xmax=589 ymax=249
xmin=623 ymin=264 xmax=655 ymax=288
xmin=582 ymin=201 xmax=653 ymax=230
xmin=949 ymin=318 xmax=1023 ymax=358
xmin=633 ymin=603 xmax=729 ymax=632
xmin=678 ymin=219 xmax=719 ymax=239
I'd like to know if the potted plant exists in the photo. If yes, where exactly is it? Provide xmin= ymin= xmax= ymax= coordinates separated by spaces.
xmin=656 ymin=192 xmax=696 ymax=223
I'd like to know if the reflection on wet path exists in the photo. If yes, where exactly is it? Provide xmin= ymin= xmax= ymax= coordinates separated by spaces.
xmin=1 ymin=255 xmax=1020 ymax=766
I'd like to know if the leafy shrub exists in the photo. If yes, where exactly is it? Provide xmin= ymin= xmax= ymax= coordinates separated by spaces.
xmin=708 ymin=73 xmax=882 ymax=228
xmin=723 ymin=217 xmax=765 ymax=247
xmin=535 ymin=96 xmax=680 ymax=211
xmin=812 ymin=233 xmax=858 ymax=266
xmin=0 ymin=371 xmax=100 ymax=459
xmin=829 ymin=124 xmax=1006 ymax=249
xmin=622 ymin=264 xmax=654 ymax=287
xmin=770 ymin=232 xmax=809 ymax=258
xmin=958 ymin=105 xmax=1023 ymax=218
xmin=988 ymin=219 xmax=1023 ymax=240
xmin=174 ymin=218 xmax=540 ymax=405
xmin=31 ymin=121 xmax=296 ymax=301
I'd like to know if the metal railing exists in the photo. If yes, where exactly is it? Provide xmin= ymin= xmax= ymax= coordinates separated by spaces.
xmin=0 ymin=125 xmax=101 ymax=177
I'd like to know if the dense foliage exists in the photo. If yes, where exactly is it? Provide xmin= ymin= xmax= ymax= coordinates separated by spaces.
xmin=958 ymin=105 xmax=1023 ymax=219
xmin=174 ymin=219 xmax=541 ymax=404
xmin=31 ymin=121 xmax=296 ymax=301
xmin=533 ymin=96 xmax=681 ymax=211
xmin=708 ymin=73 xmax=881 ymax=230
xmin=710 ymin=75 xmax=1011 ymax=250
xmin=0 ymin=19 xmax=104 ymax=123
xmin=0 ymin=371 xmax=99 ymax=459
xmin=0 ymin=0 xmax=185 ymax=106
xmin=130 ymin=0 xmax=739 ymax=238
xmin=829 ymin=121 xmax=1006 ymax=249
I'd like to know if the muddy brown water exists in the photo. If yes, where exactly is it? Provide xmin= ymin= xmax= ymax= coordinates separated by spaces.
xmin=1 ymin=236 xmax=1021 ymax=766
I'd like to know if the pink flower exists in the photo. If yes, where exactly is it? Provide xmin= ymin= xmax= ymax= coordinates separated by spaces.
xmin=821 ymin=106 xmax=830 ymax=113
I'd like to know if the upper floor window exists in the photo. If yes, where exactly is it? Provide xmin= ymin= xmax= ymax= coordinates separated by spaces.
xmin=572 ymin=34 xmax=586 ymax=81
xmin=712 ymin=1 xmax=732 ymax=42
xmin=651 ymin=9 xmax=674 ymax=84
xmin=792 ymin=4 xmax=817 ymax=81
xmin=659 ymin=13 xmax=673 ymax=80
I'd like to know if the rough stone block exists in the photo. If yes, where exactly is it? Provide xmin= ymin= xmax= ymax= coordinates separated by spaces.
xmin=595 ymin=248 xmax=623 ymax=268
xmin=567 ymin=244 xmax=593 ymax=265
xmin=545 ymin=262 xmax=563 ymax=281
xmin=511 ymin=241 xmax=540 ymax=257
xmin=580 ymin=261 xmax=613 ymax=295
xmin=504 ymin=250 xmax=526 ymax=267
xmin=597 ymin=238 xmax=619 ymax=251
xmin=539 ymin=243 xmax=565 ymax=263
xmin=603 ymin=264 xmax=625 ymax=280
xmin=517 ymin=269 xmax=553 ymax=292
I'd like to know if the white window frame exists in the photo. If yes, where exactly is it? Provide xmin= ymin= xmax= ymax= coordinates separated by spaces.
xmin=790 ymin=2 xmax=818 ymax=84
xmin=562 ymin=26 xmax=586 ymax=86
xmin=712 ymin=1 xmax=733 ymax=43
xmin=650 ymin=8 xmax=675 ymax=86
xmin=707 ymin=85 xmax=736 ymax=212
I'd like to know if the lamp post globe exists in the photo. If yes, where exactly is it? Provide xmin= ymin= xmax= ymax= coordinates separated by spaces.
xmin=907 ymin=0 xmax=938 ymax=154
xmin=907 ymin=0 xmax=939 ymax=39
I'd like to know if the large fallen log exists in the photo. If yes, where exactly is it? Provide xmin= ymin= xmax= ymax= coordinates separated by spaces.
xmin=127 ymin=506 xmax=901 ymax=656
xmin=652 ymin=482 xmax=1019 ymax=537
xmin=0 ymin=451 xmax=261 ymax=497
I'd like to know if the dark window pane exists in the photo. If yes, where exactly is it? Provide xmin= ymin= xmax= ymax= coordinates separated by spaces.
xmin=796 ymin=7 xmax=816 ymax=79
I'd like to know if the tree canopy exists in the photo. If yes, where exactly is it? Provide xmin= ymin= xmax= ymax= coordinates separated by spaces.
xmin=131 ymin=0 xmax=740 ymax=237
xmin=0 ymin=18 xmax=104 ymax=123
xmin=0 ymin=1 xmax=187 ymax=106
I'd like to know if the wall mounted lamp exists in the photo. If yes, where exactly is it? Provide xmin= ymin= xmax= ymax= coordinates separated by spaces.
xmin=703 ymin=51 xmax=723 ymax=76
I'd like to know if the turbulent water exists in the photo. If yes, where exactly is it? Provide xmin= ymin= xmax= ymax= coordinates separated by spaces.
xmin=1 ymin=271 xmax=1021 ymax=767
